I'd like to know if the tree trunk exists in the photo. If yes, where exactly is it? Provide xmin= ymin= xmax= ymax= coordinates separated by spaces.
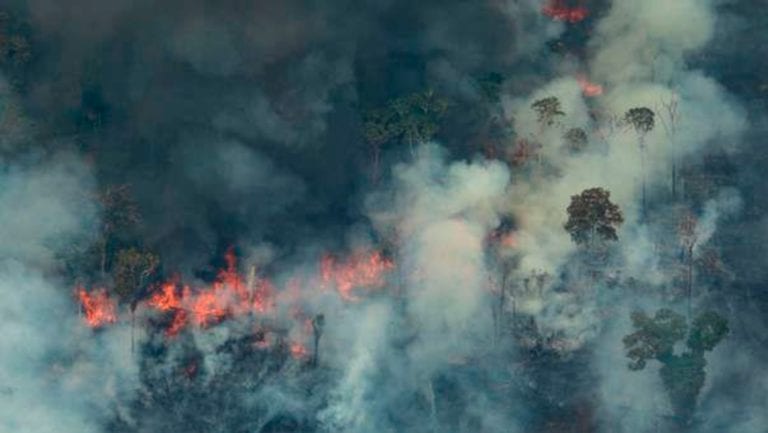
xmin=131 ymin=307 xmax=136 ymax=354
xmin=312 ymin=333 xmax=320 ymax=367
xmin=640 ymin=137 xmax=647 ymax=220
xmin=100 ymin=237 xmax=108 ymax=278
xmin=687 ymin=245 xmax=694 ymax=320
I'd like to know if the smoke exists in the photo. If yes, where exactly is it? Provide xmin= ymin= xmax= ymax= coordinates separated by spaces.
xmin=0 ymin=140 xmax=137 ymax=432
xmin=0 ymin=0 xmax=766 ymax=432
xmin=318 ymin=145 xmax=513 ymax=432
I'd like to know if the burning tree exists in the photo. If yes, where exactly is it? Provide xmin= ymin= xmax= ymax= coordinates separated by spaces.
xmin=623 ymin=309 xmax=728 ymax=425
xmin=564 ymin=187 xmax=624 ymax=246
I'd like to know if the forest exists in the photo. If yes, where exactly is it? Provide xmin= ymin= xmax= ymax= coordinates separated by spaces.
xmin=0 ymin=0 xmax=766 ymax=432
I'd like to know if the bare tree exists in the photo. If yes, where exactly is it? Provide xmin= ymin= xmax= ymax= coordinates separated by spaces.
xmin=657 ymin=95 xmax=681 ymax=199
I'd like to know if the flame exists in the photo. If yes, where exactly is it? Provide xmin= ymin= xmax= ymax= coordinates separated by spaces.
xmin=75 ymin=248 xmax=394 ymax=340
xmin=77 ymin=287 xmax=117 ymax=328
xmin=290 ymin=342 xmax=309 ymax=359
xmin=321 ymin=250 xmax=395 ymax=301
xmin=577 ymin=75 xmax=603 ymax=97
xmin=166 ymin=310 xmax=188 ymax=337
xmin=542 ymin=0 xmax=588 ymax=23
xmin=148 ymin=281 xmax=181 ymax=311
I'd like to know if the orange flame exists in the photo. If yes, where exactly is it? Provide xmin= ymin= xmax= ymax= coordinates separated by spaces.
xmin=542 ymin=0 xmax=588 ymax=23
xmin=290 ymin=342 xmax=309 ymax=359
xmin=321 ymin=250 xmax=395 ymax=301
xmin=77 ymin=287 xmax=117 ymax=328
xmin=148 ymin=281 xmax=181 ymax=311
xmin=78 ymin=248 xmax=395 ymax=339
xmin=577 ymin=75 xmax=603 ymax=97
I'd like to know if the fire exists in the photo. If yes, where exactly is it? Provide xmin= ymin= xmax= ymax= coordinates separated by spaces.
xmin=290 ymin=342 xmax=309 ymax=359
xmin=321 ymin=250 xmax=395 ymax=300
xmin=148 ymin=281 xmax=181 ymax=311
xmin=166 ymin=310 xmax=188 ymax=337
xmin=577 ymin=75 xmax=603 ymax=97
xmin=77 ymin=287 xmax=117 ymax=328
xmin=143 ymin=248 xmax=279 ymax=335
xmin=542 ymin=0 xmax=588 ymax=23
xmin=74 ymin=248 xmax=394 ymax=342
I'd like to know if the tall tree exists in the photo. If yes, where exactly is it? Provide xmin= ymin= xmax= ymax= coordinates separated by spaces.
xmin=97 ymin=184 xmax=141 ymax=277
xmin=623 ymin=308 xmax=728 ymax=425
xmin=678 ymin=212 xmax=698 ymax=319
xmin=624 ymin=107 xmax=656 ymax=216
xmin=311 ymin=314 xmax=325 ymax=367
xmin=362 ymin=89 xmax=449 ymax=178
xmin=113 ymin=247 xmax=159 ymax=351
xmin=564 ymin=187 xmax=624 ymax=246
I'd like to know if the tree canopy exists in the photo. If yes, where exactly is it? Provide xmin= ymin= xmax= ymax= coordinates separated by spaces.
xmin=564 ymin=187 xmax=624 ymax=245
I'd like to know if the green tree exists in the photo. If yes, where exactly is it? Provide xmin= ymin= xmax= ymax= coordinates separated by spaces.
xmin=563 ymin=127 xmax=588 ymax=153
xmin=623 ymin=309 xmax=728 ymax=424
xmin=97 ymin=184 xmax=141 ymax=277
xmin=564 ymin=187 xmax=624 ymax=246
xmin=362 ymin=89 xmax=450 ymax=179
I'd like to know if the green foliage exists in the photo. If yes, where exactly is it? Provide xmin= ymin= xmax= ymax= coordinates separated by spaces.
xmin=476 ymin=72 xmax=505 ymax=103
xmin=97 ymin=184 xmax=142 ymax=275
xmin=623 ymin=309 xmax=687 ymax=370
xmin=687 ymin=311 xmax=729 ymax=353
xmin=660 ymin=353 xmax=706 ymax=422
xmin=100 ymin=184 xmax=141 ymax=236
xmin=0 ymin=11 xmax=32 ymax=68
xmin=623 ymin=309 xmax=729 ymax=423
xmin=531 ymin=97 xmax=565 ymax=127
xmin=624 ymin=107 xmax=655 ymax=135
xmin=563 ymin=127 xmax=588 ymax=153
xmin=363 ymin=89 xmax=450 ymax=148
xmin=113 ymin=248 xmax=159 ymax=305
xmin=564 ymin=187 xmax=624 ymax=245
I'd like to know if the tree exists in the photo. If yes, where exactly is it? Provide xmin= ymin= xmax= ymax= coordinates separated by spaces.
xmin=113 ymin=247 xmax=159 ymax=351
xmin=564 ymin=187 xmax=624 ymax=246
xmin=97 ymin=184 xmax=141 ymax=277
xmin=531 ymin=97 xmax=565 ymax=128
xmin=657 ymin=95 xmax=681 ymax=199
xmin=476 ymin=72 xmax=505 ymax=104
xmin=624 ymin=107 xmax=655 ymax=216
xmin=311 ymin=314 xmax=325 ymax=367
xmin=623 ymin=309 xmax=728 ymax=424
xmin=563 ymin=127 xmax=588 ymax=153
xmin=362 ymin=89 xmax=450 ymax=179
xmin=678 ymin=212 xmax=698 ymax=319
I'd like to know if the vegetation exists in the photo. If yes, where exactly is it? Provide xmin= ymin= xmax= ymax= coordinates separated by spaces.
xmin=531 ymin=96 xmax=565 ymax=128
xmin=564 ymin=188 xmax=624 ymax=246
xmin=624 ymin=309 xmax=728 ymax=424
